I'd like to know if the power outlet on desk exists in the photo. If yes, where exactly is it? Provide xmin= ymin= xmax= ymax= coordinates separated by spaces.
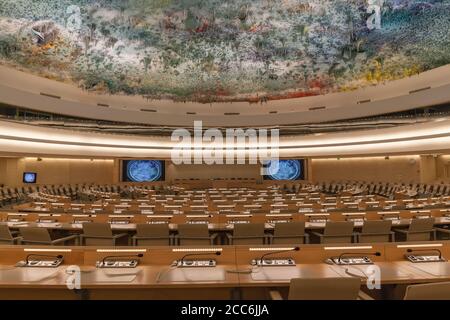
xmin=96 ymin=260 xmax=139 ymax=268
xmin=327 ymin=257 xmax=374 ymax=265
xmin=227 ymin=220 xmax=250 ymax=224
xmin=37 ymin=219 xmax=57 ymax=223
xmin=147 ymin=220 xmax=169 ymax=224
xmin=16 ymin=259 xmax=63 ymax=268
xmin=405 ymin=255 xmax=446 ymax=263
xmin=267 ymin=220 xmax=290 ymax=224
xmin=251 ymin=258 xmax=296 ymax=266
xmin=109 ymin=220 xmax=130 ymax=225
xmin=173 ymin=260 xmax=217 ymax=267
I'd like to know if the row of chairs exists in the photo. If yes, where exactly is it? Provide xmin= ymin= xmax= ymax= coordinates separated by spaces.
xmin=316 ymin=181 xmax=450 ymax=198
xmin=1 ymin=218 xmax=448 ymax=246
xmin=271 ymin=277 xmax=450 ymax=300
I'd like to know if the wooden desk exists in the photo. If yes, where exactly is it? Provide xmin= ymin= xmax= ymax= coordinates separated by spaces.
xmin=0 ymin=242 xmax=449 ymax=300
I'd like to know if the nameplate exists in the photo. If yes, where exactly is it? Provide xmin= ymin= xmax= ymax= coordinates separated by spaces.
xmin=173 ymin=259 xmax=217 ymax=267
xmin=96 ymin=260 xmax=139 ymax=268
xmin=251 ymin=258 xmax=295 ymax=266
xmin=16 ymin=258 xmax=63 ymax=268
xmin=328 ymin=256 xmax=374 ymax=265
xmin=405 ymin=255 xmax=446 ymax=263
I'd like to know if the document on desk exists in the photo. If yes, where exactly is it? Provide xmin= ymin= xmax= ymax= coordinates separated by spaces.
xmin=156 ymin=267 xmax=226 ymax=282
xmin=80 ymin=268 xmax=141 ymax=283
xmin=37 ymin=223 xmax=61 ymax=228
xmin=340 ymin=265 xmax=412 ymax=279
xmin=0 ymin=268 xmax=60 ymax=283
xmin=251 ymin=266 xmax=301 ymax=281
xmin=409 ymin=262 xmax=450 ymax=277
xmin=5 ymin=222 xmax=29 ymax=227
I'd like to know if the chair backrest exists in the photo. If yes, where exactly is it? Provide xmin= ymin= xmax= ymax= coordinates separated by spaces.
xmin=177 ymin=224 xmax=210 ymax=246
xmin=82 ymin=223 xmax=113 ymax=237
xmin=322 ymin=221 xmax=354 ymax=244
xmin=0 ymin=225 xmax=13 ymax=243
xmin=273 ymin=222 xmax=305 ymax=244
xmin=288 ymin=277 xmax=361 ymax=300
xmin=409 ymin=218 xmax=435 ymax=232
xmin=135 ymin=224 xmax=170 ymax=246
xmin=404 ymin=282 xmax=450 ymax=300
xmin=233 ymin=223 xmax=266 ymax=245
xmin=20 ymin=227 xmax=52 ymax=243
xmin=359 ymin=220 xmax=392 ymax=243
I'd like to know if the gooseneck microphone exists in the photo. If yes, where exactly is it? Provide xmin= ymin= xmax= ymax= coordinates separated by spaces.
xmin=101 ymin=254 xmax=144 ymax=265
xmin=25 ymin=254 xmax=63 ymax=265
xmin=258 ymin=247 xmax=300 ymax=265
xmin=406 ymin=248 xmax=443 ymax=259
xmin=337 ymin=252 xmax=381 ymax=263
xmin=178 ymin=251 xmax=221 ymax=266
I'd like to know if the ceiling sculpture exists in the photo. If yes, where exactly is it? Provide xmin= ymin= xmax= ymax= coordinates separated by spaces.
xmin=0 ymin=0 xmax=449 ymax=104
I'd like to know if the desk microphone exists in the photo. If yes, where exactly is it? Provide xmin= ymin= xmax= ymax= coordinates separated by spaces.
xmin=101 ymin=254 xmax=144 ymax=265
xmin=406 ymin=248 xmax=443 ymax=259
xmin=25 ymin=254 xmax=63 ymax=265
xmin=337 ymin=252 xmax=381 ymax=264
xmin=257 ymin=247 xmax=300 ymax=265
xmin=177 ymin=251 xmax=221 ymax=267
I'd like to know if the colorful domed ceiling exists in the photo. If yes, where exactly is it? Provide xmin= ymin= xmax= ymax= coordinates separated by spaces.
xmin=0 ymin=0 xmax=449 ymax=104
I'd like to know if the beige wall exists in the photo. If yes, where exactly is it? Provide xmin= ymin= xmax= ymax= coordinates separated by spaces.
xmin=310 ymin=156 xmax=422 ymax=183
xmin=436 ymin=155 xmax=450 ymax=182
xmin=165 ymin=163 xmax=262 ymax=183
xmin=1 ymin=155 xmax=449 ymax=187
xmin=0 ymin=157 xmax=115 ymax=186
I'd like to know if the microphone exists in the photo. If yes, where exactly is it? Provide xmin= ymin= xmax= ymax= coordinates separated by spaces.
xmin=25 ymin=254 xmax=63 ymax=265
xmin=257 ymin=247 xmax=300 ymax=265
xmin=406 ymin=248 xmax=443 ymax=259
xmin=177 ymin=251 xmax=221 ymax=267
xmin=337 ymin=252 xmax=381 ymax=264
xmin=101 ymin=254 xmax=144 ymax=265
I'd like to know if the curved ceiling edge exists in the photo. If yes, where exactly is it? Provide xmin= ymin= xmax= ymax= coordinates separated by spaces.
xmin=0 ymin=120 xmax=448 ymax=158
xmin=0 ymin=64 xmax=449 ymax=127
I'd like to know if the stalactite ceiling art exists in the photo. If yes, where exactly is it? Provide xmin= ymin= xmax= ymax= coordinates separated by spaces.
xmin=0 ymin=0 xmax=449 ymax=104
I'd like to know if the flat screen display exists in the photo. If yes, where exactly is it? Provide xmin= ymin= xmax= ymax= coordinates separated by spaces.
xmin=23 ymin=172 xmax=37 ymax=184
xmin=122 ymin=160 xmax=165 ymax=182
xmin=262 ymin=159 xmax=305 ymax=180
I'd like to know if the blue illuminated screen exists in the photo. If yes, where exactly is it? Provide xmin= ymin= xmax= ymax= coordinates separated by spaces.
xmin=122 ymin=160 xmax=165 ymax=182
xmin=23 ymin=172 xmax=37 ymax=184
xmin=263 ymin=159 xmax=304 ymax=180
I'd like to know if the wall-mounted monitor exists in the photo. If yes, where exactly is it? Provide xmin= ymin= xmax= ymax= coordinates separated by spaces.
xmin=23 ymin=172 xmax=37 ymax=184
xmin=262 ymin=159 xmax=305 ymax=180
xmin=121 ymin=160 xmax=165 ymax=182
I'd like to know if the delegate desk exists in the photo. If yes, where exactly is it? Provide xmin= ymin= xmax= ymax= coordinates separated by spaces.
xmin=0 ymin=242 xmax=449 ymax=299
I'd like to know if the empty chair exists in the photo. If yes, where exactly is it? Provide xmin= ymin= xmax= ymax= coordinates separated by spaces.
xmin=394 ymin=218 xmax=436 ymax=241
xmin=177 ymin=224 xmax=218 ymax=246
xmin=271 ymin=222 xmax=309 ymax=244
xmin=311 ymin=221 xmax=355 ymax=244
xmin=132 ymin=224 xmax=172 ymax=246
xmin=226 ymin=223 xmax=267 ymax=245
xmin=355 ymin=220 xmax=394 ymax=243
xmin=0 ymin=225 xmax=22 ymax=244
xmin=80 ymin=223 xmax=128 ymax=246
xmin=19 ymin=227 xmax=78 ymax=245
xmin=404 ymin=282 xmax=450 ymax=300
xmin=270 ymin=277 xmax=364 ymax=300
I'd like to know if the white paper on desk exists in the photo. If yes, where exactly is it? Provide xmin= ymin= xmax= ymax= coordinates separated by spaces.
xmin=157 ymin=267 xmax=225 ymax=282
xmin=409 ymin=262 xmax=450 ymax=277
xmin=0 ymin=268 xmax=60 ymax=283
xmin=81 ymin=269 xmax=140 ymax=283
xmin=251 ymin=266 xmax=301 ymax=281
